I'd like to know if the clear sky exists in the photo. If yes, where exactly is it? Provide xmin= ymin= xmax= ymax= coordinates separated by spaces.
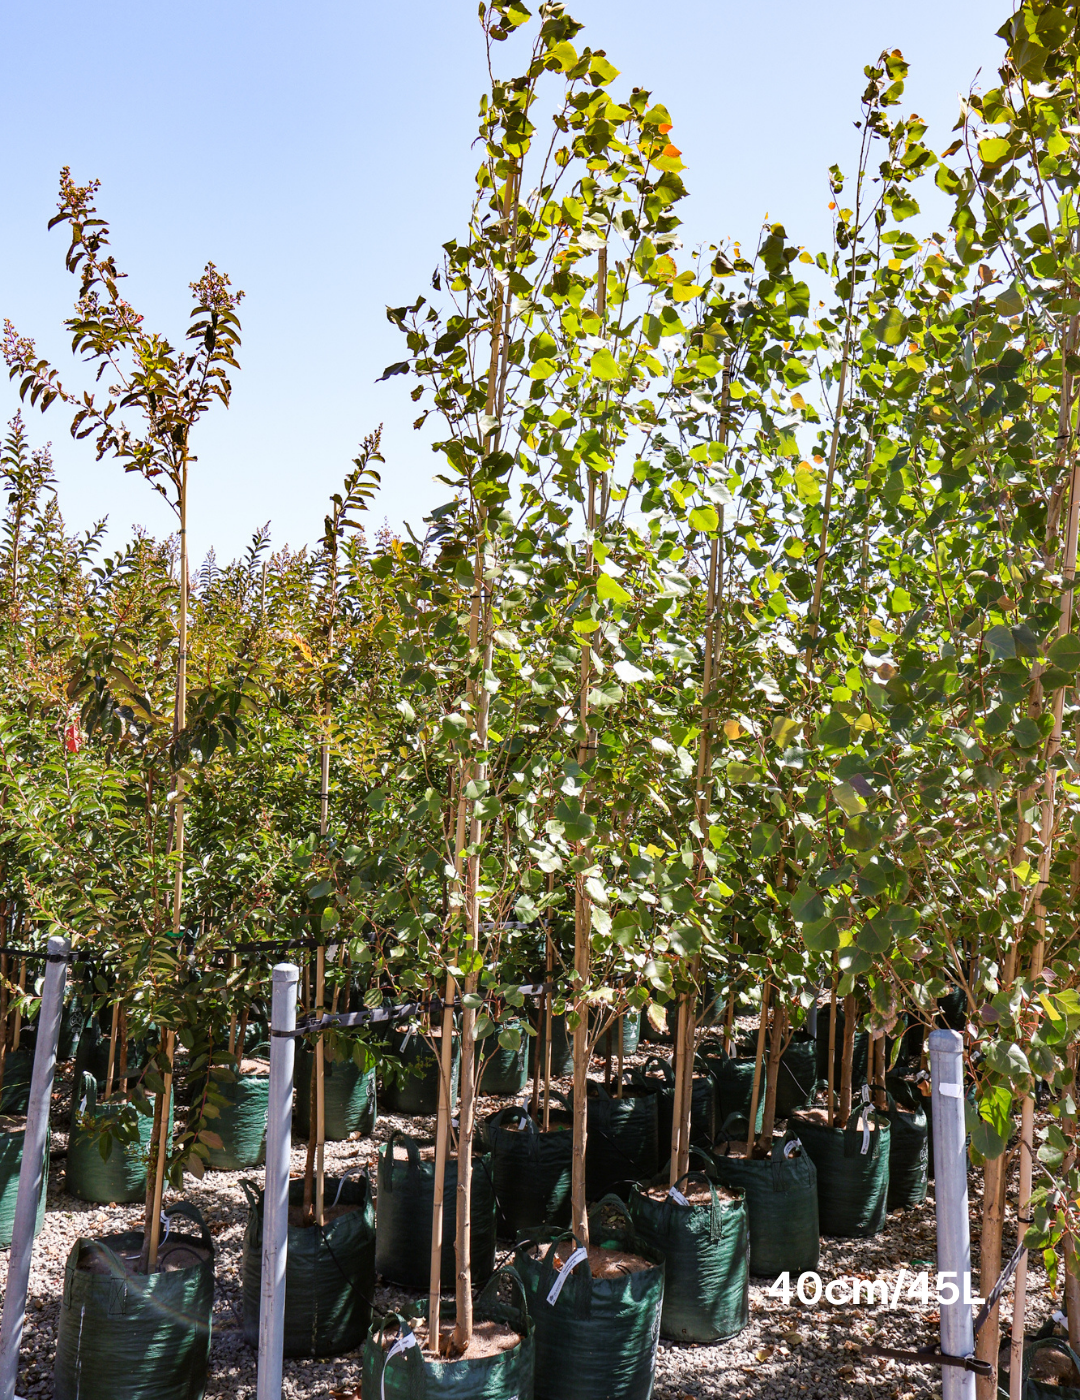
xmin=0 ymin=1 xmax=1006 ymax=567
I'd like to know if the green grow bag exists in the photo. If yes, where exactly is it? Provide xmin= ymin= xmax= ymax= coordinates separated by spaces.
xmin=512 ymin=1195 xmax=665 ymax=1400
xmin=476 ymin=1037 xmax=528 ymax=1097
xmin=53 ymin=1201 xmax=214 ymax=1400
xmin=381 ymin=1030 xmax=460 ymax=1116
xmin=697 ymin=1041 xmax=764 ymax=1133
xmin=1002 ymin=1337 xmax=1080 ymax=1400
xmin=71 ymin=1014 xmax=149 ymax=1095
xmin=628 ymin=1173 xmax=748 ymax=1342
xmin=774 ymin=1033 xmax=820 ymax=1120
xmin=813 ymin=1008 xmax=868 ymax=1087
xmin=0 ymin=1117 xmax=48 ymax=1247
xmin=571 ymin=1081 xmax=658 ymax=1201
xmin=241 ymin=1171 xmax=376 ymax=1357
xmin=593 ymin=1010 xmax=641 ymax=1057
xmin=639 ymin=1003 xmax=677 ymax=1045
xmin=362 ymin=1268 xmax=536 ymax=1400
xmin=67 ymin=1073 xmax=171 ymax=1205
xmin=709 ymin=1136 xmax=820 ymax=1277
xmin=204 ymin=1067 xmax=268 ymax=1170
xmin=486 ymin=1103 xmax=573 ymax=1238
xmin=627 ymin=1058 xmax=717 ymax=1157
xmin=787 ymin=1103 xmax=890 ymax=1238
xmin=0 ymin=1043 xmax=36 ymax=1116
xmin=376 ymin=1132 xmax=496 ymax=1291
xmin=529 ymin=1012 xmax=574 ymax=1079
xmin=294 ymin=1042 xmax=376 ymax=1140
xmin=884 ymin=1091 xmax=928 ymax=1210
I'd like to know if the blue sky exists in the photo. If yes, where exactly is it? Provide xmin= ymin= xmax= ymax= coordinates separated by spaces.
xmin=0 ymin=1 xmax=1006 ymax=566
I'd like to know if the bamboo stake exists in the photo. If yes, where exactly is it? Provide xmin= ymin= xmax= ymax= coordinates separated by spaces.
xmin=235 ymin=1003 xmax=251 ymax=1071
xmin=0 ymin=951 xmax=9 ymax=1105
xmin=103 ymin=1001 xmax=120 ymax=1101
xmin=1064 ymin=1042 xmax=1080 ymax=1359
xmin=542 ymin=926 xmax=554 ymax=1132
xmin=314 ymin=946 xmax=326 ymax=1228
xmin=745 ymin=980 xmax=771 ymax=1157
xmin=227 ymin=951 xmax=238 ymax=1059
xmin=428 ymin=978 xmax=457 ymax=1353
xmin=1010 ymin=1095 xmax=1037 ymax=1400
xmin=144 ymin=1029 xmax=176 ymax=1272
xmin=119 ymin=1008 xmax=128 ymax=1094
xmin=615 ymin=1015 xmax=625 ymax=1102
xmin=668 ymin=997 xmax=689 ymax=1186
xmin=11 ymin=959 xmax=25 ymax=1054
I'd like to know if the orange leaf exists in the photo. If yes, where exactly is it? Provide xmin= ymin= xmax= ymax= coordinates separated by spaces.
xmin=663 ymin=143 xmax=681 ymax=158
xmin=659 ymin=123 xmax=673 ymax=134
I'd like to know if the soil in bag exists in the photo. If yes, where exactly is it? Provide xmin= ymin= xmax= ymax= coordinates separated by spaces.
xmin=241 ymin=1172 xmax=376 ymax=1357
xmin=375 ymin=1132 xmax=496 ymax=1291
xmin=629 ymin=1174 xmax=748 ymax=1342
xmin=786 ymin=1104 xmax=890 ymax=1238
xmin=362 ymin=1267 xmax=536 ymax=1400
xmin=54 ymin=1202 xmax=214 ymax=1400
xmin=512 ymin=1195 xmax=665 ymax=1400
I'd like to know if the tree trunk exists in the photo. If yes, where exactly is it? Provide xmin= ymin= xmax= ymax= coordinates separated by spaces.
xmin=826 ymin=966 xmax=838 ymax=1126
xmin=1010 ymin=1096 xmax=1037 ymax=1400
xmin=976 ymin=1152 xmax=1007 ymax=1400
xmin=745 ymin=980 xmax=771 ymax=1157
xmin=760 ymin=999 xmax=787 ymax=1146
xmin=838 ymin=993 xmax=856 ymax=1125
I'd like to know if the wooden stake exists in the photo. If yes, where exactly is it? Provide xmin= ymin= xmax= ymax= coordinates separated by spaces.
xmin=11 ymin=960 xmax=25 ymax=1054
xmin=0 ymin=951 xmax=9 ymax=1105
xmin=745 ymin=980 xmax=771 ymax=1157
xmin=119 ymin=1008 xmax=128 ymax=1093
xmin=144 ymin=1029 xmax=175 ymax=1272
xmin=615 ymin=1014 xmax=625 ymax=1102
xmin=429 ymin=977 xmax=457 ymax=1353
xmin=542 ymin=927 xmax=554 ymax=1132
xmin=760 ymin=999 xmax=786 ymax=1145
xmin=976 ymin=1151 xmax=1007 ymax=1400
xmin=668 ymin=997 xmax=689 ymax=1186
xmin=314 ymin=946 xmax=326 ymax=1228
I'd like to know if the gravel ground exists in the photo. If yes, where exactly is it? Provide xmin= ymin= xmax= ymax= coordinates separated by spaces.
xmin=0 ymin=1053 xmax=1060 ymax=1400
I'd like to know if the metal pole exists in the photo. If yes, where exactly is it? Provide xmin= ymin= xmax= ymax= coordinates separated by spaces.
xmin=929 ymin=1028 xmax=976 ymax=1400
xmin=0 ymin=935 xmax=68 ymax=1400
xmin=257 ymin=962 xmax=298 ymax=1400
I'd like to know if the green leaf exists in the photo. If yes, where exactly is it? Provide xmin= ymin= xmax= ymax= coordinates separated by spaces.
xmin=802 ymin=917 xmax=840 ymax=952
xmin=597 ymin=572 xmax=631 ymax=604
xmin=872 ymin=307 xmax=907 ymax=346
xmin=791 ymin=880 xmax=826 ymax=925
xmin=1047 ymin=632 xmax=1080 ymax=672
xmin=978 ymin=136 xmax=1011 ymax=166
xmin=590 ymin=348 xmax=621 ymax=381
xmin=687 ymin=505 xmax=719 ymax=532
xmin=815 ymin=710 xmax=852 ymax=754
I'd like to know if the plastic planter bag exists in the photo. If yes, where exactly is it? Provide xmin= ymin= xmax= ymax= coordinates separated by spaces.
xmin=381 ymin=1030 xmax=459 ymax=1116
xmin=813 ymin=1007 xmax=868 ymax=1087
xmin=376 ymin=1132 xmax=496 ymax=1291
xmin=628 ymin=1173 xmax=748 ymax=1342
xmin=512 ymin=1195 xmax=665 ymax=1400
xmin=592 ymin=1009 xmax=642 ymax=1057
xmin=241 ymin=1171 xmax=376 ymax=1357
xmin=362 ymin=1268 xmax=536 ymax=1400
xmin=628 ymin=1058 xmax=717 ymax=1156
xmin=787 ymin=1102 xmax=890 ymax=1238
xmin=58 ymin=998 xmax=86 ymax=1062
xmin=529 ymin=1011 xmax=574 ymax=1079
xmin=0 ymin=1117 xmax=48 ymax=1247
xmin=571 ymin=1081 xmax=659 ymax=1201
xmin=697 ymin=1042 xmax=764 ymax=1132
xmin=774 ymin=1033 xmax=820 ymax=1120
xmin=476 ymin=1037 xmax=528 ymax=1097
xmin=203 ymin=1068 xmax=269 ymax=1170
xmin=884 ymin=1091 xmax=928 ymax=1210
xmin=54 ymin=1201 xmax=214 ymax=1400
xmin=485 ymin=1103 xmax=573 ymax=1238
xmin=709 ymin=1136 xmax=820 ymax=1277
xmin=67 ymin=1073 xmax=170 ymax=1205
xmin=72 ymin=1014 xmax=149 ymax=1095
xmin=295 ymin=1042 xmax=376 ymax=1140
xmin=1004 ymin=1336 xmax=1080 ymax=1400
xmin=0 ymin=1042 xmax=36 ymax=1115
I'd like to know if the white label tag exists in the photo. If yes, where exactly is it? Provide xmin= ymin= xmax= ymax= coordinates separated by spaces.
xmin=784 ymin=1138 xmax=801 ymax=1159
xmin=547 ymin=1246 xmax=588 ymax=1305
xmin=668 ymin=1186 xmax=690 ymax=1206
xmin=859 ymin=1110 xmax=871 ymax=1156
xmin=939 ymin=1082 xmax=962 ymax=1098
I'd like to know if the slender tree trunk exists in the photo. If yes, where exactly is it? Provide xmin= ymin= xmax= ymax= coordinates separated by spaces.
xmin=428 ymin=976 xmax=457 ymax=1354
xmin=745 ymin=980 xmax=771 ymax=1156
xmin=839 ymin=994 xmax=856 ymax=1125
xmin=760 ymin=999 xmax=787 ymax=1145
xmin=0 ymin=949 xmax=9 ymax=1104
xmin=1010 ymin=1097 xmax=1037 ymax=1400
xmin=827 ymin=965 xmax=838 ymax=1126
xmin=11 ymin=958 xmax=25 ymax=1053
xmin=976 ymin=1152 xmax=1007 ymax=1400
xmin=104 ymin=1001 xmax=120 ymax=1101
xmin=119 ymin=1008 xmax=128 ymax=1093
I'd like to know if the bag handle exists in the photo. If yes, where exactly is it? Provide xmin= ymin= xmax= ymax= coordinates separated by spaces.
xmin=79 ymin=1070 xmax=98 ymax=1116
xmin=240 ymin=1178 xmax=262 ymax=1211
xmin=641 ymin=1056 xmax=675 ymax=1086
xmin=1021 ymin=1337 xmax=1080 ymax=1385
xmin=375 ymin=1313 xmax=423 ymax=1400
xmin=382 ymin=1130 xmax=421 ymax=1191
xmin=163 ymin=1200 xmax=214 ymax=1254
xmin=670 ymin=1171 xmax=726 ymax=1243
xmin=588 ymin=1191 xmax=640 ymax=1238
xmin=843 ymin=1097 xmax=884 ymax=1159
xmin=488 ymin=1105 xmax=538 ymax=1140
xmin=528 ymin=1231 xmax=593 ymax=1320
xmin=476 ymin=1263 xmax=534 ymax=1335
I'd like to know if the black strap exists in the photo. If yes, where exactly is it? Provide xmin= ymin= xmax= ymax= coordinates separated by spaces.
xmin=973 ymin=1235 xmax=1028 ymax=1338
xmin=862 ymin=1343 xmax=992 ymax=1378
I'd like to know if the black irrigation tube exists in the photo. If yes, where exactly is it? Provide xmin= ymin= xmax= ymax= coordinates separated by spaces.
xmin=272 ymin=982 xmax=553 ymax=1040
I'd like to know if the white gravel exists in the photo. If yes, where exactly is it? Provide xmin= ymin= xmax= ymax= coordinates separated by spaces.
xmin=0 ymin=1057 xmax=1058 ymax=1400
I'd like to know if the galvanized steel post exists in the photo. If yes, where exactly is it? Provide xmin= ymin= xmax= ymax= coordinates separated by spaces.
xmin=257 ymin=962 xmax=298 ymax=1400
xmin=929 ymin=1027 xmax=976 ymax=1400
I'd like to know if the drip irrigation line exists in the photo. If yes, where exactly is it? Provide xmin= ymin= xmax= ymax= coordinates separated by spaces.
xmin=270 ymin=983 xmax=554 ymax=1039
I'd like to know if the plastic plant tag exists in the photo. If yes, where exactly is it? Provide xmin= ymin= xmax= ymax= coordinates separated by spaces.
xmin=938 ymin=1081 xmax=962 ymax=1098
xmin=382 ymin=1328 xmax=418 ymax=1400
xmin=668 ymin=1186 xmax=690 ymax=1206
xmin=546 ymin=1245 xmax=588 ymax=1305
xmin=783 ymin=1138 xmax=801 ymax=1158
